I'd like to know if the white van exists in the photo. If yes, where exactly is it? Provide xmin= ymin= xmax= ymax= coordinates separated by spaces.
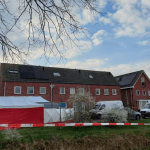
xmin=140 ymin=101 xmax=150 ymax=119
xmin=89 ymin=100 xmax=124 ymax=119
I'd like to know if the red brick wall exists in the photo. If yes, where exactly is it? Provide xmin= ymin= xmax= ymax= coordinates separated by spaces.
xmin=120 ymin=73 xmax=150 ymax=111
xmin=2 ymin=81 xmax=121 ymax=107
xmin=120 ymin=88 xmax=133 ymax=109
xmin=133 ymin=73 xmax=150 ymax=110
xmin=0 ymin=73 xmax=2 ymax=96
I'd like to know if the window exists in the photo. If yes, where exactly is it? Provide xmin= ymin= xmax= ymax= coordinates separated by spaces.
xmin=142 ymin=90 xmax=146 ymax=96
xmin=89 ymin=75 xmax=93 ymax=79
xmin=79 ymin=88 xmax=84 ymax=95
xmin=141 ymin=77 xmax=146 ymax=87
xmin=27 ymin=87 xmax=34 ymax=94
xmin=100 ymin=104 xmax=105 ymax=110
xmin=14 ymin=86 xmax=21 ymax=94
xmin=70 ymin=88 xmax=75 ymax=94
xmin=104 ymin=89 xmax=109 ymax=95
xmin=53 ymin=72 xmax=60 ymax=77
xmin=60 ymin=102 xmax=67 ymax=108
xmin=40 ymin=87 xmax=46 ymax=94
xmin=112 ymin=89 xmax=117 ymax=95
xmin=60 ymin=87 xmax=65 ymax=94
xmin=73 ymin=102 xmax=85 ymax=112
xmin=136 ymin=90 xmax=140 ymax=96
xmin=95 ymin=89 xmax=100 ymax=95
xmin=148 ymin=91 xmax=150 ymax=96
xmin=9 ymin=70 xmax=18 ymax=74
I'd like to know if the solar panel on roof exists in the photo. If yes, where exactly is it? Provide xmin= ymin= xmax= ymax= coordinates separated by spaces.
xmin=116 ymin=78 xmax=120 ymax=81
xmin=19 ymin=66 xmax=49 ymax=80
xmin=118 ymin=74 xmax=136 ymax=86
xmin=19 ymin=66 xmax=35 ymax=79
xmin=33 ymin=67 xmax=49 ymax=80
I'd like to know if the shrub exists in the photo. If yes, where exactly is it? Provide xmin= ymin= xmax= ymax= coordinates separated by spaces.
xmin=2 ymin=127 xmax=23 ymax=144
xmin=67 ymin=88 xmax=95 ymax=123
xmin=101 ymin=108 xmax=128 ymax=123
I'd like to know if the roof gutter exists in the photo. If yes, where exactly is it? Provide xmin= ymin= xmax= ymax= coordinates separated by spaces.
xmin=120 ymin=86 xmax=134 ymax=90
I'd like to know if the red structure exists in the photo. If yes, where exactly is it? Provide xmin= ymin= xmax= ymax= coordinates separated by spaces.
xmin=115 ymin=70 xmax=150 ymax=111
xmin=0 ymin=63 xmax=121 ymax=108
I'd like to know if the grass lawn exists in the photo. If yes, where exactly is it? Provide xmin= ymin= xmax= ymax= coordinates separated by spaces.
xmin=0 ymin=119 xmax=150 ymax=149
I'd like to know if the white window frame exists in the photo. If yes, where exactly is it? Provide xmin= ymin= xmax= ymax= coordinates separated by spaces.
xmin=104 ymin=89 xmax=109 ymax=95
xmin=14 ymin=86 xmax=21 ymax=94
xmin=79 ymin=88 xmax=84 ymax=95
xmin=112 ymin=89 xmax=117 ymax=95
xmin=73 ymin=102 xmax=85 ymax=112
xmin=95 ymin=89 xmax=100 ymax=95
xmin=142 ymin=90 xmax=146 ymax=96
xmin=141 ymin=77 xmax=145 ymax=82
xmin=70 ymin=88 xmax=75 ymax=95
xmin=136 ymin=90 xmax=140 ymax=96
xmin=27 ymin=87 xmax=34 ymax=94
xmin=40 ymin=87 xmax=46 ymax=94
xmin=60 ymin=87 xmax=65 ymax=94
xmin=148 ymin=91 xmax=150 ymax=96
xmin=141 ymin=77 xmax=146 ymax=87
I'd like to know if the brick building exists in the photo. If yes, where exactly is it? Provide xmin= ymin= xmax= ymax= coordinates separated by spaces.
xmin=115 ymin=70 xmax=150 ymax=111
xmin=0 ymin=63 xmax=121 ymax=108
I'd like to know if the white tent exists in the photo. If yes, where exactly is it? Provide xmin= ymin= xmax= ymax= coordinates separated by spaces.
xmin=44 ymin=108 xmax=74 ymax=123
xmin=0 ymin=96 xmax=44 ymax=108
xmin=20 ymin=96 xmax=49 ymax=103
xmin=0 ymin=96 xmax=44 ymax=124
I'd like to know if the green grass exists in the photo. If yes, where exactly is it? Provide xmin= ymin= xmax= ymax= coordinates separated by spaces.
xmin=0 ymin=119 xmax=150 ymax=149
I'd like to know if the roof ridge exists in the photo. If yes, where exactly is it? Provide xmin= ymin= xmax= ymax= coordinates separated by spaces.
xmin=115 ymin=70 xmax=143 ymax=78
xmin=2 ymin=63 xmax=110 ymax=73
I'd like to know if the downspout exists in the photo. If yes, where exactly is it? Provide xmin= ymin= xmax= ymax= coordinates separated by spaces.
xmin=51 ymin=83 xmax=52 ymax=103
xmin=130 ymin=89 xmax=134 ymax=110
xmin=126 ymin=89 xmax=128 ymax=107
xmin=4 ymin=81 xmax=6 ymax=96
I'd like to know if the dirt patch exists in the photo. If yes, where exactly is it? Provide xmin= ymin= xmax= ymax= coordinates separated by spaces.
xmin=2 ymin=132 xmax=150 ymax=150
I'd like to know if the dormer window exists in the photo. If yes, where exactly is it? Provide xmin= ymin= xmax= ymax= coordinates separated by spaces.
xmin=53 ymin=72 xmax=60 ymax=77
xmin=9 ymin=70 xmax=18 ymax=74
xmin=141 ymin=77 xmax=146 ymax=87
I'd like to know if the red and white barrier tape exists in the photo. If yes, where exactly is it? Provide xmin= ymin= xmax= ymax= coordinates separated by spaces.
xmin=0 ymin=123 xmax=149 ymax=130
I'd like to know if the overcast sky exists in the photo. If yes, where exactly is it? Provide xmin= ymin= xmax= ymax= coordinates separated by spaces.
xmin=1 ymin=0 xmax=150 ymax=77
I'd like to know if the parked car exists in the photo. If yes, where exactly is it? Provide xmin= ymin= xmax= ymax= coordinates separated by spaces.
xmin=140 ymin=103 xmax=150 ymax=119
xmin=124 ymin=107 xmax=141 ymax=120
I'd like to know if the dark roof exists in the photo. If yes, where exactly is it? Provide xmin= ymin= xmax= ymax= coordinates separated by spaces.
xmin=115 ymin=70 xmax=144 ymax=88
xmin=0 ymin=63 xmax=120 ymax=86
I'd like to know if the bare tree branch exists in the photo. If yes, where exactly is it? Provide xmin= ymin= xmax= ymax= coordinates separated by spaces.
xmin=0 ymin=0 xmax=101 ymax=63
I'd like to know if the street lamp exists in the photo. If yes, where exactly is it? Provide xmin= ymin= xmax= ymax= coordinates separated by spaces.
xmin=50 ymin=83 xmax=54 ymax=108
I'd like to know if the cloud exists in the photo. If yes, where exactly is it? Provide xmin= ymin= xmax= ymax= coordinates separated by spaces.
xmin=92 ymin=30 xmax=105 ymax=39
xmin=141 ymin=0 xmax=150 ymax=8
xmin=91 ymin=30 xmax=105 ymax=46
xmin=137 ymin=40 xmax=149 ymax=45
xmin=102 ymin=61 xmax=150 ymax=77
xmin=50 ymin=59 xmax=150 ymax=77
xmin=92 ymin=39 xmax=103 ymax=46
xmin=98 ymin=0 xmax=150 ymax=37
xmin=50 ymin=59 xmax=106 ymax=70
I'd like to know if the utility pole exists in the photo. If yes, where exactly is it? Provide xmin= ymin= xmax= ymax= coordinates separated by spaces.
xmin=50 ymin=83 xmax=54 ymax=108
